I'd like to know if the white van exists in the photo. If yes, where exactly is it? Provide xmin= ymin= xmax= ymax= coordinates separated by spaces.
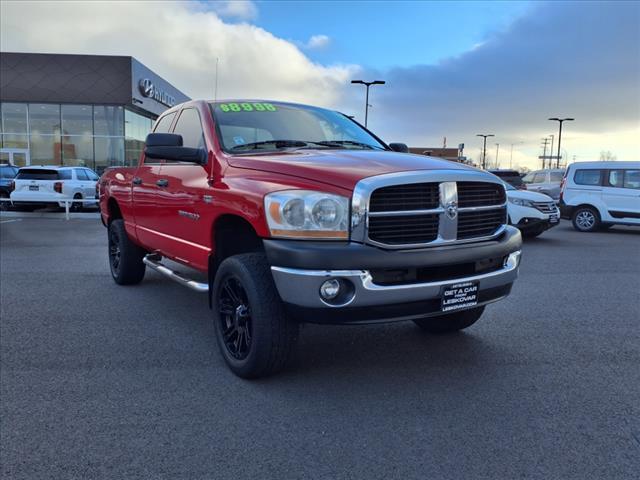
xmin=560 ymin=161 xmax=640 ymax=231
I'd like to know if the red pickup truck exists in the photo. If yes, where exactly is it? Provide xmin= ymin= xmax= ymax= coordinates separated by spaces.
xmin=100 ymin=100 xmax=522 ymax=378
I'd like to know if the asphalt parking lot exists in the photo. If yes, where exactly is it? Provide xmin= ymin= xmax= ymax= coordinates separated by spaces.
xmin=1 ymin=216 xmax=639 ymax=479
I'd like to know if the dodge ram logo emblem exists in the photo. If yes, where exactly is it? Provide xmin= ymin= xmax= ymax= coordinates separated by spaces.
xmin=445 ymin=201 xmax=458 ymax=220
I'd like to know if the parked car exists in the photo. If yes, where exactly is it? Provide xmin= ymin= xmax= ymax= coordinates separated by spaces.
xmin=504 ymin=182 xmax=559 ymax=237
xmin=10 ymin=166 xmax=100 ymax=211
xmin=100 ymin=100 xmax=522 ymax=378
xmin=560 ymin=161 xmax=640 ymax=232
xmin=0 ymin=163 xmax=19 ymax=210
xmin=489 ymin=169 xmax=526 ymax=190
xmin=521 ymin=168 xmax=565 ymax=200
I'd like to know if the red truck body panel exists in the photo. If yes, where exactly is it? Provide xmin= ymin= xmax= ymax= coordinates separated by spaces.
xmin=100 ymin=99 xmax=474 ymax=272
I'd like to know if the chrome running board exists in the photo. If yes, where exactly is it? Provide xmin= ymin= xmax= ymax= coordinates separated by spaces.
xmin=143 ymin=254 xmax=208 ymax=293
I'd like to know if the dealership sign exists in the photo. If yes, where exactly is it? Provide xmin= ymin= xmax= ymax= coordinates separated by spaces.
xmin=138 ymin=78 xmax=176 ymax=107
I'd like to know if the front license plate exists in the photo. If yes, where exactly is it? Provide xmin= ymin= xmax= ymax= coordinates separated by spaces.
xmin=29 ymin=185 xmax=39 ymax=191
xmin=441 ymin=281 xmax=479 ymax=312
xmin=549 ymin=214 xmax=559 ymax=224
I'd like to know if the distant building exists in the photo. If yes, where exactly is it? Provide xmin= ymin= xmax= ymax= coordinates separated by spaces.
xmin=408 ymin=145 xmax=469 ymax=164
xmin=0 ymin=52 xmax=190 ymax=174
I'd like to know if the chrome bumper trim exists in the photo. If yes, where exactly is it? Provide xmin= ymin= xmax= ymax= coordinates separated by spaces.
xmin=271 ymin=250 xmax=521 ymax=308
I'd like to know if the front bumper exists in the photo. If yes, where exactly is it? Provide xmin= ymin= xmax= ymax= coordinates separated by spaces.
xmin=265 ymin=226 xmax=522 ymax=324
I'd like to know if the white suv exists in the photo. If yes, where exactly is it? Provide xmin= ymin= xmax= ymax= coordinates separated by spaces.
xmin=10 ymin=166 xmax=99 ymax=211
xmin=560 ymin=161 xmax=640 ymax=231
xmin=505 ymin=182 xmax=560 ymax=237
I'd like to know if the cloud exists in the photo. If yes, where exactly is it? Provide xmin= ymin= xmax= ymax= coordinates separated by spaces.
xmin=206 ymin=0 xmax=258 ymax=21
xmin=0 ymin=1 xmax=357 ymax=107
xmin=305 ymin=34 xmax=330 ymax=50
xmin=365 ymin=1 xmax=640 ymax=164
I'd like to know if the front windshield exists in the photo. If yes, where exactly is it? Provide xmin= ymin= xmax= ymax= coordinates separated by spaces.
xmin=210 ymin=101 xmax=386 ymax=153
xmin=503 ymin=181 xmax=516 ymax=191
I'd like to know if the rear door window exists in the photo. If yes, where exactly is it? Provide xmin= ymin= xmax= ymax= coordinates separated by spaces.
xmin=58 ymin=170 xmax=73 ymax=180
xmin=15 ymin=169 xmax=59 ymax=180
xmin=574 ymin=169 xmax=602 ymax=186
xmin=608 ymin=170 xmax=624 ymax=188
xmin=550 ymin=172 xmax=564 ymax=182
xmin=75 ymin=169 xmax=89 ymax=181
xmin=623 ymin=170 xmax=640 ymax=189
xmin=532 ymin=172 xmax=547 ymax=184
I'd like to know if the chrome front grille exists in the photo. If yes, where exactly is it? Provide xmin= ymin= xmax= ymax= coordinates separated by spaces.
xmin=533 ymin=202 xmax=557 ymax=214
xmin=457 ymin=208 xmax=507 ymax=239
xmin=351 ymin=170 xmax=508 ymax=249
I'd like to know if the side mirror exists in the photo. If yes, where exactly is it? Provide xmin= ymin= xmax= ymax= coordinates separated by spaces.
xmin=389 ymin=143 xmax=409 ymax=153
xmin=144 ymin=133 xmax=207 ymax=164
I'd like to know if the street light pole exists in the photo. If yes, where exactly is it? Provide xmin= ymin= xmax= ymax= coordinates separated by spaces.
xmin=351 ymin=80 xmax=386 ymax=128
xmin=509 ymin=142 xmax=522 ymax=169
xmin=548 ymin=117 xmax=574 ymax=168
xmin=495 ymin=143 xmax=500 ymax=169
xmin=476 ymin=134 xmax=494 ymax=169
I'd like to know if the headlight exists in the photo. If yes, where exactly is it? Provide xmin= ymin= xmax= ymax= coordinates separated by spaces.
xmin=265 ymin=190 xmax=349 ymax=239
xmin=508 ymin=197 xmax=534 ymax=207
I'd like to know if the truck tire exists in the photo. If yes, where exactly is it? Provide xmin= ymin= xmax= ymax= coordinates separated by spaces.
xmin=572 ymin=206 xmax=600 ymax=232
xmin=108 ymin=219 xmax=146 ymax=285
xmin=413 ymin=306 xmax=485 ymax=334
xmin=212 ymin=253 xmax=298 ymax=378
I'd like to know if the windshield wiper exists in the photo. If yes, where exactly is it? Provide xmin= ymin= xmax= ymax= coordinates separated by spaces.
xmin=231 ymin=140 xmax=339 ymax=151
xmin=314 ymin=140 xmax=384 ymax=150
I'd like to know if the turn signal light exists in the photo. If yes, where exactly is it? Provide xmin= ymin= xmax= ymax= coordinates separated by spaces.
xmin=54 ymin=181 xmax=63 ymax=193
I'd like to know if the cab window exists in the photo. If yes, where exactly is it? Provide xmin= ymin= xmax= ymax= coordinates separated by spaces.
xmin=172 ymin=108 xmax=205 ymax=149
xmin=153 ymin=112 xmax=177 ymax=133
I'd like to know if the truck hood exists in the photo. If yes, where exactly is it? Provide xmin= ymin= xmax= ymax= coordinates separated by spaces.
xmin=226 ymin=150 xmax=475 ymax=190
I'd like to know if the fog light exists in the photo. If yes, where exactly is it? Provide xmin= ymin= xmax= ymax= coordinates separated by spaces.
xmin=320 ymin=279 xmax=341 ymax=300
xmin=504 ymin=250 xmax=522 ymax=268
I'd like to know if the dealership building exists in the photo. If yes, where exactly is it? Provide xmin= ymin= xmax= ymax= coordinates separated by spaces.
xmin=0 ymin=52 xmax=189 ymax=173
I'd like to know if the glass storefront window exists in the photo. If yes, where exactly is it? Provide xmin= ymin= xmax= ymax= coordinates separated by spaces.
xmin=2 ymin=103 xmax=28 ymax=134
xmin=125 ymin=109 xmax=153 ymax=166
xmin=1 ymin=134 xmax=29 ymax=149
xmin=29 ymin=104 xmax=61 ymax=135
xmin=63 ymin=135 xmax=94 ymax=167
xmin=62 ymin=105 xmax=93 ymax=136
xmin=94 ymin=106 xmax=124 ymax=136
xmin=30 ymin=133 xmax=61 ymax=165
xmin=95 ymin=137 xmax=124 ymax=175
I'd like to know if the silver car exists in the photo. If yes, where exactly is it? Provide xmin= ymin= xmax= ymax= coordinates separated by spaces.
xmin=521 ymin=169 xmax=565 ymax=201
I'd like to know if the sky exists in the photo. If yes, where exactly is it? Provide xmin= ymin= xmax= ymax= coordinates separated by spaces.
xmin=1 ymin=0 xmax=639 ymax=169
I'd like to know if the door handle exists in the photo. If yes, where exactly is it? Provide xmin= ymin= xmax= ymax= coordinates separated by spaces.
xmin=132 ymin=177 xmax=142 ymax=185
xmin=156 ymin=179 xmax=169 ymax=187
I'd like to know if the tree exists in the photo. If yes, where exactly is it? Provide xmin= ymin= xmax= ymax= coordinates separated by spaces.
xmin=599 ymin=151 xmax=617 ymax=161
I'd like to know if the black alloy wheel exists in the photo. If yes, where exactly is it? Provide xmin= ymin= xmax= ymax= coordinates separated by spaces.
xmin=217 ymin=276 xmax=253 ymax=360
xmin=109 ymin=227 xmax=122 ymax=275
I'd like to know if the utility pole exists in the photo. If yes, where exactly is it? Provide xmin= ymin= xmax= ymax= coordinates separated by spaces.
xmin=541 ymin=138 xmax=550 ymax=169
xmin=476 ymin=134 xmax=494 ymax=169
xmin=351 ymin=80 xmax=386 ymax=128
xmin=548 ymin=134 xmax=554 ymax=169
xmin=495 ymin=143 xmax=500 ymax=169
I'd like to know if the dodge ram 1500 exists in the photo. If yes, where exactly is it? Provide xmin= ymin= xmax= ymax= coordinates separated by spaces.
xmin=100 ymin=100 xmax=522 ymax=378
